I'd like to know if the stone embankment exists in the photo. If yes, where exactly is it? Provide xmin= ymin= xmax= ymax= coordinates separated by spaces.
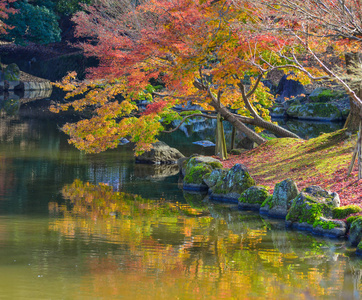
xmin=0 ymin=63 xmax=52 ymax=93
xmin=179 ymin=155 xmax=362 ymax=255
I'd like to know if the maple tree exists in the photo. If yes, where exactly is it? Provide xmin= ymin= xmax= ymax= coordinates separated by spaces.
xmin=239 ymin=0 xmax=362 ymax=131
xmin=0 ymin=0 xmax=16 ymax=34
xmin=51 ymin=0 xmax=305 ymax=155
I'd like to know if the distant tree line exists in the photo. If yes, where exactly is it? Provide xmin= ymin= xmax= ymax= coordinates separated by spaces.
xmin=1 ymin=0 xmax=93 ymax=45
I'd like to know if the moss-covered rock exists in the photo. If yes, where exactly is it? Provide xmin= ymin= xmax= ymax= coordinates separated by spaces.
xmin=238 ymin=186 xmax=270 ymax=211
xmin=229 ymin=149 xmax=243 ymax=155
xmin=3 ymin=63 xmax=20 ymax=81
xmin=349 ymin=217 xmax=362 ymax=246
xmin=182 ymin=156 xmax=223 ymax=191
xmin=185 ymin=156 xmax=223 ymax=172
xmin=285 ymin=186 xmax=345 ymax=237
xmin=260 ymin=179 xmax=298 ymax=218
xmin=270 ymin=105 xmax=286 ymax=118
xmin=210 ymin=163 xmax=255 ymax=203
xmin=356 ymin=240 xmax=362 ymax=256
xmin=333 ymin=205 xmax=362 ymax=219
xmin=203 ymin=168 xmax=228 ymax=188
xmin=184 ymin=164 xmax=213 ymax=185
xmin=347 ymin=215 xmax=360 ymax=227
xmin=308 ymin=87 xmax=345 ymax=103
xmin=284 ymin=95 xmax=306 ymax=108
xmin=286 ymin=186 xmax=340 ymax=223
xmin=286 ymin=103 xmax=342 ymax=121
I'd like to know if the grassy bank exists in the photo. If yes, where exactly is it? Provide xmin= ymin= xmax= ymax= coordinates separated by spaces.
xmin=222 ymin=129 xmax=361 ymax=206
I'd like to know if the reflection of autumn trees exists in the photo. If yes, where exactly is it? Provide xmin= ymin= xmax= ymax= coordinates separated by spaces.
xmin=0 ymin=157 xmax=15 ymax=198
xmin=49 ymin=180 xmax=361 ymax=299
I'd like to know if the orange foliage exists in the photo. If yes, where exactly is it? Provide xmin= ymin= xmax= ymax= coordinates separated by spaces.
xmin=52 ymin=0 xmax=292 ymax=154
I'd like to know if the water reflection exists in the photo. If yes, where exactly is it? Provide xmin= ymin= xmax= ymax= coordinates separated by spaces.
xmin=41 ymin=181 xmax=362 ymax=299
xmin=0 ymin=87 xmax=355 ymax=299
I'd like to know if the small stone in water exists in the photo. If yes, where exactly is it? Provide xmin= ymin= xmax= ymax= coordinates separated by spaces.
xmin=119 ymin=138 xmax=130 ymax=145
xmin=192 ymin=140 xmax=215 ymax=147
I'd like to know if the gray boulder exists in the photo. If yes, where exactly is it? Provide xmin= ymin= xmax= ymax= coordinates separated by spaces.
xmin=136 ymin=141 xmax=184 ymax=164
xmin=275 ymin=74 xmax=306 ymax=103
xmin=349 ymin=217 xmax=362 ymax=246
xmin=260 ymin=179 xmax=299 ymax=218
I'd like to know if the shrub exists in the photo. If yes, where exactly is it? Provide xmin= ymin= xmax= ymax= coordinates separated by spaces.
xmin=3 ymin=1 xmax=61 ymax=45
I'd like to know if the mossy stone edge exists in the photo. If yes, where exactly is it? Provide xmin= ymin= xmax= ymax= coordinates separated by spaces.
xmin=179 ymin=156 xmax=362 ymax=254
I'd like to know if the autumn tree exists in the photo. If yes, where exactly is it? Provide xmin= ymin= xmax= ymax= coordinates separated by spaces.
xmin=240 ymin=0 xmax=362 ymax=132
xmin=0 ymin=0 xmax=16 ymax=35
xmin=52 ymin=0 xmax=302 ymax=155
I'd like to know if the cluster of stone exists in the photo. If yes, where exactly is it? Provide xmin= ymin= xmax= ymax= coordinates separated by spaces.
xmin=270 ymin=76 xmax=350 ymax=121
xmin=179 ymin=155 xmax=362 ymax=255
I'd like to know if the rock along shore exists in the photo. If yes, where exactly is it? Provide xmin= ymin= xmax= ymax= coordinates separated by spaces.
xmin=179 ymin=155 xmax=362 ymax=256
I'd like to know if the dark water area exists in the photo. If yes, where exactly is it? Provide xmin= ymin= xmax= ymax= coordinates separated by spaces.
xmin=0 ymin=92 xmax=358 ymax=299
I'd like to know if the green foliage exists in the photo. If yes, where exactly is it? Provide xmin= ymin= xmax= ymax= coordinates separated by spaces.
xmin=332 ymin=205 xmax=362 ymax=219
xmin=3 ymin=0 xmax=61 ymax=45
xmin=54 ymin=0 xmax=93 ymax=16
xmin=32 ymin=0 xmax=93 ymax=16
xmin=180 ymin=110 xmax=203 ymax=116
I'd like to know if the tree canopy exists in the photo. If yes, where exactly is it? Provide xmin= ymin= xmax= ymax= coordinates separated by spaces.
xmin=50 ymin=0 xmax=362 ymax=155
xmin=0 ymin=0 xmax=16 ymax=35
xmin=52 ymin=0 xmax=309 ymax=154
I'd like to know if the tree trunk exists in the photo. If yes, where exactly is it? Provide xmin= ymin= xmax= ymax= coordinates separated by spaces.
xmin=250 ymin=116 xmax=300 ymax=139
xmin=230 ymin=126 xmax=236 ymax=150
xmin=344 ymin=98 xmax=362 ymax=132
xmin=210 ymin=101 xmax=267 ymax=145
xmin=215 ymin=113 xmax=228 ymax=160
xmin=237 ymin=81 xmax=301 ymax=139
xmin=344 ymin=53 xmax=362 ymax=132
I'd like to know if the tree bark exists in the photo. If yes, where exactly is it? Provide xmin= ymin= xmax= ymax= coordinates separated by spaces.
xmin=209 ymin=101 xmax=267 ymax=145
xmin=344 ymin=53 xmax=362 ymax=132
xmin=237 ymin=81 xmax=300 ymax=139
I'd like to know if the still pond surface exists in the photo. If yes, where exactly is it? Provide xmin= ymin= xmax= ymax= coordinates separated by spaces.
xmin=0 ymin=103 xmax=361 ymax=299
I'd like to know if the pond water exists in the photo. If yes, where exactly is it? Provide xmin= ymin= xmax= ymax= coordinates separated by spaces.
xmin=0 ymin=97 xmax=360 ymax=299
